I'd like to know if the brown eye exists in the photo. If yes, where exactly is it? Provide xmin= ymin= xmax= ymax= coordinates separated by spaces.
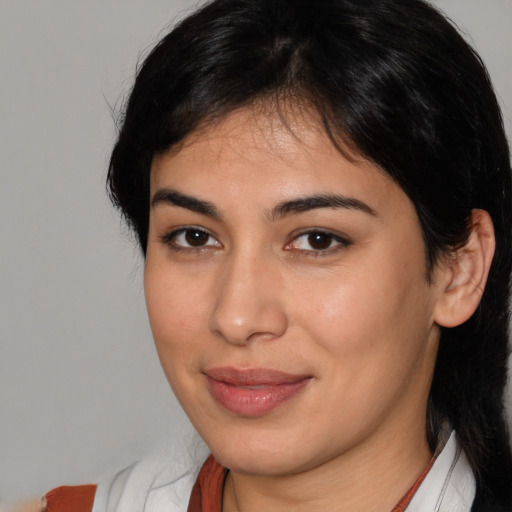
xmin=287 ymin=230 xmax=351 ymax=254
xmin=307 ymin=232 xmax=333 ymax=250
xmin=162 ymin=227 xmax=221 ymax=250
xmin=185 ymin=229 xmax=210 ymax=246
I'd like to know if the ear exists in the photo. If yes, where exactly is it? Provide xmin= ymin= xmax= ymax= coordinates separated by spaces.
xmin=434 ymin=209 xmax=495 ymax=328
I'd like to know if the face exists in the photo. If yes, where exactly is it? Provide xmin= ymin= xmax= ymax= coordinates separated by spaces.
xmin=145 ymin=108 xmax=445 ymax=477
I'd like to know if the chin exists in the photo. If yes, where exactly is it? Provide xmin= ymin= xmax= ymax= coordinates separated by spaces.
xmin=216 ymin=451 xmax=299 ymax=476
xmin=204 ymin=426 xmax=317 ymax=476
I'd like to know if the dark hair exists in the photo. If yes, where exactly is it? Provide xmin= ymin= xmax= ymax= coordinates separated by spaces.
xmin=108 ymin=0 xmax=512 ymax=508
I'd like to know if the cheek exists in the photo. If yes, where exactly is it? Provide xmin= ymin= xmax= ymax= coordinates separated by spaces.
xmin=293 ymin=271 xmax=435 ymax=439
xmin=293 ymin=252 xmax=433 ymax=376
xmin=144 ymin=265 xmax=211 ymax=367
xmin=144 ymin=267 xmax=214 ymax=418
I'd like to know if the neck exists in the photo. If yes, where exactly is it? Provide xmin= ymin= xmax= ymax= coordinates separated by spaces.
xmin=222 ymin=423 xmax=432 ymax=512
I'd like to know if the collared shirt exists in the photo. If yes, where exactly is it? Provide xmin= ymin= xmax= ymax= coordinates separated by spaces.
xmin=42 ymin=430 xmax=476 ymax=512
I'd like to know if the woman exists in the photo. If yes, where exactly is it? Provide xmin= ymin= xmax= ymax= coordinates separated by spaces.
xmin=37 ymin=0 xmax=512 ymax=510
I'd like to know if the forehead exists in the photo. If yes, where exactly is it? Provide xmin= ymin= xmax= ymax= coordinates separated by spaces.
xmin=162 ymin=105 xmax=333 ymax=167
xmin=150 ymin=107 xmax=400 ymax=207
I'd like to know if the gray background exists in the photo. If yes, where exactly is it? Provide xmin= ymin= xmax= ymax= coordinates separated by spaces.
xmin=1 ymin=0 xmax=511 ymax=504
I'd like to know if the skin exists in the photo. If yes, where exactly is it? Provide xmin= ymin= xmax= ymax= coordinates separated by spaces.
xmin=144 ymin=107 xmax=457 ymax=511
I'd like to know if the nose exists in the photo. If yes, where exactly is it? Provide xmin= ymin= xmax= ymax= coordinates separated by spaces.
xmin=209 ymin=252 xmax=288 ymax=345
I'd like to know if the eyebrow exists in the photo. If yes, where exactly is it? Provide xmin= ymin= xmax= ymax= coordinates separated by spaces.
xmin=151 ymin=188 xmax=377 ymax=221
xmin=151 ymin=189 xmax=222 ymax=219
xmin=269 ymin=194 xmax=377 ymax=221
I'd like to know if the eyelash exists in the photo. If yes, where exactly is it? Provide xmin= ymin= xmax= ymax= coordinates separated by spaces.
xmin=160 ymin=227 xmax=221 ymax=253
xmin=285 ymin=229 xmax=352 ymax=257
xmin=159 ymin=227 xmax=352 ymax=256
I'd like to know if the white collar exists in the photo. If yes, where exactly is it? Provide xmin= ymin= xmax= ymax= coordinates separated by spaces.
xmin=93 ymin=430 xmax=475 ymax=512
xmin=405 ymin=430 xmax=475 ymax=511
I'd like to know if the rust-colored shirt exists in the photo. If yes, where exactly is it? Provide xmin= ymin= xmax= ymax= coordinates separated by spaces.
xmin=43 ymin=485 xmax=96 ymax=512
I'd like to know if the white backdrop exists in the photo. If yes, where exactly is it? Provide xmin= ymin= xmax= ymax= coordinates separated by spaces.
xmin=1 ymin=0 xmax=511 ymax=504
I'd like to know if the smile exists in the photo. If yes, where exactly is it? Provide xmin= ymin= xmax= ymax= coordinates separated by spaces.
xmin=204 ymin=367 xmax=312 ymax=417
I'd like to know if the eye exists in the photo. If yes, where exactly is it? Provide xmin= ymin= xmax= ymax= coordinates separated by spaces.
xmin=286 ymin=230 xmax=351 ymax=254
xmin=161 ymin=227 xmax=221 ymax=250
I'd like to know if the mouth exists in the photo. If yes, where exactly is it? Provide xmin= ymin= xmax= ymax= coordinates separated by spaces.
xmin=204 ymin=367 xmax=313 ymax=417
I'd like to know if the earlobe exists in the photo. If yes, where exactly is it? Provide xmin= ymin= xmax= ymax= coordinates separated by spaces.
xmin=434 ymin=209 xmax=495 ymax=328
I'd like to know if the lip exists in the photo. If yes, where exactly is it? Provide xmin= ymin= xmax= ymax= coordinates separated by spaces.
xmin=204 ymin=367 xmax=312 ymax=417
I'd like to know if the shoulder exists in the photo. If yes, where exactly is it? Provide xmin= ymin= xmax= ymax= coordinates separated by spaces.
xmin=92 ymin=431 xmax=209 ymax=512
xmin=4 ymin=486 xmax=97 ymax=512
xmin=45 ymin=485 xmax=97 ymax=512
xmin=12 ymin=431 xmax=208 ymax=512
